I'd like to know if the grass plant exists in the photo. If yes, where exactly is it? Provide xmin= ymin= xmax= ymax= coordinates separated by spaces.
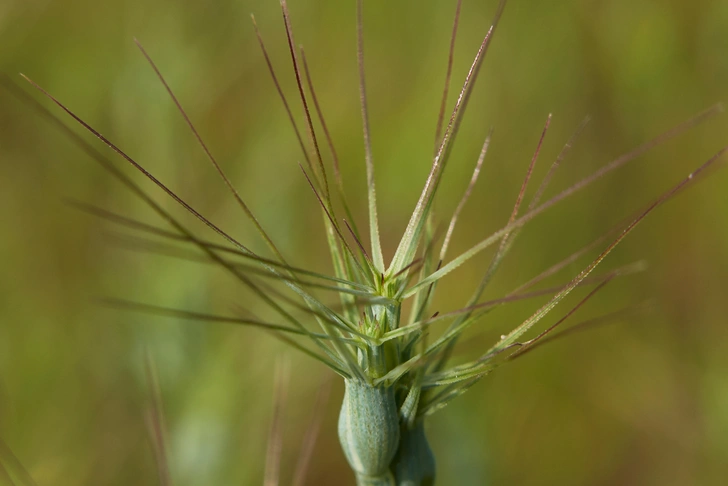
xmin=3 ymin=0 xmax=726 ymax=484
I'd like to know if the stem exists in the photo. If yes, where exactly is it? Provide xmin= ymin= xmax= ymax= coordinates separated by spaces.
xmin=392 ymin=421 xmax=436 ymax=486
xmin=356 ymin=472 xmax=396 ymax=486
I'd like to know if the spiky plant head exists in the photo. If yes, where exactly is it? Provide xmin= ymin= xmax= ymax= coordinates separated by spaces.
xmin=8 ymin=0 xmax=727 ymax=484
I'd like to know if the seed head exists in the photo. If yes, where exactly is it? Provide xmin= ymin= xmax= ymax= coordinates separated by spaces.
xmin=9 ymin=0 xmax=726 ymax=484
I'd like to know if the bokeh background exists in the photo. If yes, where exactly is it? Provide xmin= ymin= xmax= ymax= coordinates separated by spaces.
xmin=1 ymin=0 xmax=727 ymax=484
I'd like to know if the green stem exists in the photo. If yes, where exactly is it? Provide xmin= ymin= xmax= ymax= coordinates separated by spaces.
xmin=356 ymin=471 xmax=396 ymax=486
xmin=392 ymin=421 xmax=436 ymax=486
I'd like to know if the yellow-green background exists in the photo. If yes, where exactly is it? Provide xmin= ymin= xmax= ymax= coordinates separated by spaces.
xmin=1 ymin=0 xmax=727 ymax=484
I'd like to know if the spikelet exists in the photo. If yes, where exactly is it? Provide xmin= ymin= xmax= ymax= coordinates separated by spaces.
xmin=338 ymin=381 xmax=400 ymax=484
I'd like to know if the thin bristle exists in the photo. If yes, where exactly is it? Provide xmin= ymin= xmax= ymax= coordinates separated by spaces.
xmin=528 ymin=104 xmax=723 ymax=217
xmin=14 ymin=73 xmax=356 ymax=379
xmin=509 ymin=114 xmax=551 ymax=223
xmin=529 ymin=115 xmax=591 ymax=209
xmin=102 ymin=298 xmax=360 ymax=344
xmin=291 ymin=377 xmax=332 ymax=486
xmin=420 ymin=114 xmax=557 ymax=373
xmin=12 ymin=75 xmax=307 ymax=317
xmin=356 ymin=0 xmax=385 ymax=272
xmin=487 ymin=144 xmax=728 ymax=356
xmin=233 ymin=306 xmax=353 ymax=376
xmin=279 ymin=0 xmax=331 ymax=202
xmin=300 ymin=45 xmax=364 ymax=243
xmin=133 ymin=39 xmax=287 ymax=264
xmin=23 ymin=75 xmax=356 ymax=341
xmin=440 ymin=128 xmax=492 ymax=261
xmin=405 ymin=103 xmax=724 ymax=295
xmin=385 ymin=262 xmax=644 ymax=343
xmin=393 ymin=257 xmax=425 ymax=279
xmin=434 ymin=0 xmax=463 ymax=153
xmin=66 ymin=199 xmax=369 ymax=289
xmin=144 ymin=352 xmax=173 ymax=486
xmin=506 ymin=277 xmax=614 ymax=360
xmin=507 ymin=302 xmax=653 ymax=359
xmin=433 ymin=115 xmax=552 ymax=355
xmin=299 ymin=164 xmax=370 ymax=278
xmin=230 ymin=282 xmax=331 ymax=322
xmin=20 ymin=74 xmax=257 ymax=258
xmin=344 ymin=219 xmax=372 ymax=264
xmin=104 ymin=232 xmax=374 ymax=297
xmin=449 ymin=264 xmax=643 ymax=323
xmin=299 ymin=46 xmax=342 ymax=188
xmin=251 ymin=14 xmax=317 ymax=178
xmin=389 ymin=0 xmax=508 ymax=274
xmin=264 ymin=357 xmax=290 ymax=486
xmin=510 ymin=214 xmax=629 ymax=294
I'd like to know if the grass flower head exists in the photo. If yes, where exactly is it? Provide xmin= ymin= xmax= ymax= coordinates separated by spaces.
xmin=7 ymin=0 xmax=727 ymax=484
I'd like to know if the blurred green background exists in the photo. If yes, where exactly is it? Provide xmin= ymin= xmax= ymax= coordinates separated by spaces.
xmin=1 ymin=0 xmax=727 ymax=484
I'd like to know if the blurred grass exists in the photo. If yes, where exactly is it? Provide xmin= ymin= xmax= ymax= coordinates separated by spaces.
xmin=1 ymin=0 xmax=727 ymax=485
